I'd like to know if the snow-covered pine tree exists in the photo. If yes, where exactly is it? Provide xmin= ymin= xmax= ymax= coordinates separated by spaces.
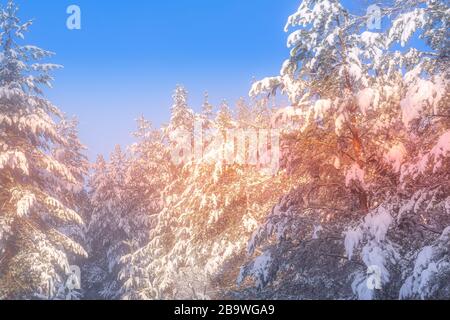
xmin=53 ymin=116 xmax=89 ymax=213
xmin=200 ymin=92 xmax=214 ymax=130
xmin=215 ymin=99 xmax=235 ymax=132
xmin=52 ymin=116 xmax=89 ymax=284
xmin=236 ymin=98 xmax=253 ymax=129
xmin=86 ymin=123 xmax=171 ymax=300
xmin=374 ymin=0 xmax=449 ymax=300
xmin=163 ymin=85 xmax=196 ymax=168
xmin=126 ymin=116 xmax=169 ymax=230
xmin=85 ymin=146 xmax=131 ymax=299
xmin=83 ymin=155 xmax=107 ymax=298
xmin=252 ymin=97 xmax=273 ymax=130
xmin=343 ymin=0 xmax=449 ymax=300
xmin=166 ymin=85 xmax=195 ymax=135
xmin=54 ymin=117 xmax=88 ymax=186
xmin=239 ymin=0 xmax=449 ymax=300
xmin=0 ymin=0 xmax=87 ymax=299
xmin=118 ymin=117 xmax=171 ymax=299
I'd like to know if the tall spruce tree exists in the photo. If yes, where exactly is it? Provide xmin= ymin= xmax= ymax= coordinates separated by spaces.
xmin=0 ymin=0 xmax=87 ymax=299
xmin=240 ymin=0 xmax=449 ymax=300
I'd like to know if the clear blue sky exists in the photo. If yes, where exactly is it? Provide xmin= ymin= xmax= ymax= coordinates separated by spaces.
xmin=10 ymin=0 xmax=392 ymax=160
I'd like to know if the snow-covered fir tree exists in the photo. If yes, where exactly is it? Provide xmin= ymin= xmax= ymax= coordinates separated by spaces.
xmin=118 ymin=117 xmax=171 ymax=299
xmin=85 ymin=146 xmax=134 ymax=299
xmin=166 ymin=85 xmax=195 ymax=135
xmin=239 ymin=0 xmax=449 ymax=300
xmin=215 ymin=99 xmax=235 ymax=132
xmin=236 ymin=98 xmax=253 ymax=129
xmin=200 ymin=92 xmax=214 ymax=130
xmin=0 ymin=0 xmax=87 ymax=299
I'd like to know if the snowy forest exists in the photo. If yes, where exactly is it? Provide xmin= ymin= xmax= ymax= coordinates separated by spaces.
xmin=0 ymin=0 xmax=449 ymax=300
